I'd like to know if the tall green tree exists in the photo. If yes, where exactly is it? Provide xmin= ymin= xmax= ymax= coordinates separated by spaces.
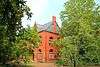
xmin=0 ymin=0 xmax=32 ymax=64
xmin=55 ymin=0 xmax=100 ymax=67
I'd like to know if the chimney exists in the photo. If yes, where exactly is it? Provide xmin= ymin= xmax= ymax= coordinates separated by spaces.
xmin=52 ymin=16 xmax=56 ymax=33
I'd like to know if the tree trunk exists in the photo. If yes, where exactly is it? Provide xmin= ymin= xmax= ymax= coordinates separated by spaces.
xmin=73 ymin=59 xmax=76 ymax=67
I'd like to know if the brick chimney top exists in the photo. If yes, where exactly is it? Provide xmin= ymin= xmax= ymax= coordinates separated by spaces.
xmin=52 ymin=16 xmax=56 ymax=33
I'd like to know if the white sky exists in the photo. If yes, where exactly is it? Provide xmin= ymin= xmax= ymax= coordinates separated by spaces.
xmin=22 ymin=0 xmax=66 ymax=27
xmin=22 ymin=0 xmax=100 ymax=27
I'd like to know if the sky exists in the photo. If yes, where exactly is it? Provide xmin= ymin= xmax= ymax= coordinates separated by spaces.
xmin=22 ymin=0 xmax=100 ymax=27
xmin=22 ymin=0 xmax=67 ymax=27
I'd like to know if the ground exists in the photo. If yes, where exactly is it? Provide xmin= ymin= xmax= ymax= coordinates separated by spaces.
xmin=33 ymin=62 xmax=100 ymax=67
xmin=33 ymin=62 xmax=57 ymax=67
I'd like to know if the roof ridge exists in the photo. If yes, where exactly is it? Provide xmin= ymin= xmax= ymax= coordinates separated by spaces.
xmin=34 ymin=22 xmax=60 ymax=33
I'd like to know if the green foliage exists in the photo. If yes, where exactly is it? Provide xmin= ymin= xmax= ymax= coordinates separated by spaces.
xmin=0 ymin=0 xmax=32 ymax=64
xmin=56 ymin=59 xmax=65 ymax=67
xmin=55 ymin=0 xmax=100 ymax=67
xmin=16 ymin=26 xmax=40 ymax=48
xmin=12 ymin=26 xmax=40 ymax=63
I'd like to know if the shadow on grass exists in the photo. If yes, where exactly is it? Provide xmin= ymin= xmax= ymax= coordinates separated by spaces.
xmin=0 ymin=64 xmax=34 ymax=67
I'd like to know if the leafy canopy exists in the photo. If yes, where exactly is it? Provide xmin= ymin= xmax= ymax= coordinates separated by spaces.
xmin=55 ymin=0 xmax=100 ymax=66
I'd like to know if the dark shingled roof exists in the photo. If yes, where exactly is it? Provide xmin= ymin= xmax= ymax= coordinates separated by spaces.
xmin=34 ymin=22 xmax=60 ymax=33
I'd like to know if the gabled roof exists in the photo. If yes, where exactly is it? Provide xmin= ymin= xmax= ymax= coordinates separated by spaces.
xmin=34 ymin=22 xmax=60 ymax=33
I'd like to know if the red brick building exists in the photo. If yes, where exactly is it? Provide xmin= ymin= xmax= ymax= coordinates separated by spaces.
xmin=34 ymin=16 xmax=60 ymax=62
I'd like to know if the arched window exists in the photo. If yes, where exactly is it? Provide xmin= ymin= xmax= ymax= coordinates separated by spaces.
xmin=49 ymin=37 xmax=53 ymax=39
xmin=49 ymin=49 xmax=53 ymax=52
xmin=49 ymin=37 xmax=53 ymax=45
xmin=49 ymin=40 xmax=52 ymax=45
xmin=38 ymin=49 xmax=42 ymax=52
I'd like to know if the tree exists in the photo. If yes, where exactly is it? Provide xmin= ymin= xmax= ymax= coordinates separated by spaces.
xmin=12 ymin=26 xmax=40 ymax=63
xmin=0 ymin=0 xmax=32 ymax=64
xmin=55 ymin=0 xmax=100 ymax=67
